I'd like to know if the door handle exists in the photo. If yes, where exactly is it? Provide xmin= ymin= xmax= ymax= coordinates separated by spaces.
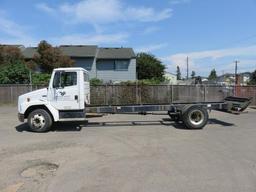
xmin=75 ymin=95 xmax=78 ymax=100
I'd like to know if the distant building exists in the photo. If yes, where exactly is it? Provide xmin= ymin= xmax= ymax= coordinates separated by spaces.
xmin=216 ymin=74 xmax=235 ymax=86
xmin=22 ymin=45 xmax=136 ymax=83
xmin=164 ymin=72 xmax=177 ymax=84
xmin=0 ymin=44 xmax=25 ymax=50
xmin=216 ymin=72 xmax=251 ymax=86
xmin=239 ymin=72 xmax=251 ymax=85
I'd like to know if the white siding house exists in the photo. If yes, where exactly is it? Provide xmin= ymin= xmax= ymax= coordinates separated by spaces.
xmin=22 ymin=45 xmax=137 ymax=83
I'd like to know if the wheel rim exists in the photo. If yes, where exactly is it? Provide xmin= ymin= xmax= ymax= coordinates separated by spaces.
xmin=188 ymin=109 xmax=204 ymax=126
xmin=31 ymin=114 xmax=46 ymax=129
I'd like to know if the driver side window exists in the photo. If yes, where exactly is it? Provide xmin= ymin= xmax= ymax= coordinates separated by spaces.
xmin=53 ymin=72 xmax=77 ymax=88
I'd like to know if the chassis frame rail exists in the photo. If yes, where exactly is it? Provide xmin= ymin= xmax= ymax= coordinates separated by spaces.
xmin=86 ymin=102 xmax=227 ymax=114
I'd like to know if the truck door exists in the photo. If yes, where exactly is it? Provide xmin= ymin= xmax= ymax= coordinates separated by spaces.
xmin=49 ymin=71 xmax=81 ymax=110
xmin=84 ymin=72 xmax=90 ymax=105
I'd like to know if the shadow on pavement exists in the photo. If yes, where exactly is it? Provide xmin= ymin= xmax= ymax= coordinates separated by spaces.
xmin=15 ymin=123 xmax=30 ymax=132
xmin=208 ymin=118 xmax=234 ymax=126
xmin=15 ymin=118 xmax=235 ymax=132
xmin=15 ymin=122 xmax=83 ymax=132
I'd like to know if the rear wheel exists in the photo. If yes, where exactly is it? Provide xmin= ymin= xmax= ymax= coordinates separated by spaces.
xmin=182 ymin=106 xmax=208 ymax=129
xmin=28 ymin=109 xmax=52 ymax=132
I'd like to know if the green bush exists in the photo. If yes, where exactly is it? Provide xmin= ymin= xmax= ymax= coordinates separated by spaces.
xmin=0 ymin=61 xmax=30 ymax=84
xmin=119 ymin=78 xmax=162 ymax=85
xmin=90 ymin=78 xmax=103 ymax=86
xmin=32 ymin=73 xmax=51 ymax=85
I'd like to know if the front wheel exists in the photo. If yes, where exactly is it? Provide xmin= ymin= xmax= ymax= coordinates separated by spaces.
xmin=182 ymin=106 xmax=208 ymax=129
xmin=28 ymin=109 xmax=53 ymax=132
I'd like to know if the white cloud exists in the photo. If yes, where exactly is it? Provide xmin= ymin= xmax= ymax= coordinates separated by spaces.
xmin=135 ymin=43 xmax=168 ymax=53
xmin=169 ymin=0 xmax=191 ymax=5
xmin=0 ymin=8 xmax=130 ymax=46
xmin=50 ymin=32 xmax=129 ymax=45
xmin=125 ymin=7 xmax=172 ymax=22
xmin=60 ymin=0 xmax=122 ymax=24
xmin=36 ymin=3 xmax=55 ymax=14
xmin=162 ymin=45 xmax=256 ymax=74
xmin=143 ymin=26 xmax=160 ymax=34
xmin=39 ymin=0 xmax=172 ymax=25
xmin=0 ymin=13 xmax=37 ymax=46
xmin=165 ymin=45 xmax=256 ymax=62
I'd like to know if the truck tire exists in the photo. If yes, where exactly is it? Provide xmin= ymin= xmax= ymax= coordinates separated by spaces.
xmin=28 ymin=109 xmax=53 ymax=132
xmin=182 ymin=105 xmax=208 ymax=129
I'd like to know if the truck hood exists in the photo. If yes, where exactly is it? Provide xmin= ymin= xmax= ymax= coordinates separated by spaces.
xmin=18 ymin=88 xmax=48 ymax=104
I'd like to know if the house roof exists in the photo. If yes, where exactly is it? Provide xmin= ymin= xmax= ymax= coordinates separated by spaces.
xmin=0 ymin=44 xmax=25 ymax=51
xmin=164 ymin=72 xmax=176 ymax=76
xmin=0 ymin=44 xmax=24 ymax=48
xmin=22 ymin=47 xmax=37 ymax=59
xmin=59 ymin=45 xmax=97 ymax=57
xmin=97 ymin=48 xmax=136 ymax=59
xmin=22 ymin=45 xmax=98 ymax=59
xmin=22 ymin=46 xmax=136 ymax=59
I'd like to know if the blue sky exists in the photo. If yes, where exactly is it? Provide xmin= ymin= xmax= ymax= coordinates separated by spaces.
xmin=0 ymin=0 xmax=256 ymax=77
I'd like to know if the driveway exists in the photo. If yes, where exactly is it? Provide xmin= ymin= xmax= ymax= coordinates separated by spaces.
xmin=0 ymin=106 xmax=256 ymax=192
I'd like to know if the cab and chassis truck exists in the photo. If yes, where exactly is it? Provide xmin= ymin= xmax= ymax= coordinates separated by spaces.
xmin=18 ymin=67 xmax=251 ymax=132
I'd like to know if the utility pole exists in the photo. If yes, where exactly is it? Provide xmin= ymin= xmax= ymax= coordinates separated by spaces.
xmin=29 ymin=70 xmax=32 ymax=91
xmin=234 ymin=60 xmax=240 ymax=96
xmin=234 ymin=60 xmax=239 ymax=85
xmin=186 ymin=56 xmax=189 ymax=80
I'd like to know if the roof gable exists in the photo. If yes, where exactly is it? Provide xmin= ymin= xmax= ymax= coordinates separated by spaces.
xmin=59 ymin=45 xmax=97 ymax=57
xmin=97 ymin=48 xmax=135 ymax=59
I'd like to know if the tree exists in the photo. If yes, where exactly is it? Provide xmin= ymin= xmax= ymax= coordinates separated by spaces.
xmin=136 ymin=52 xmax=165 ymax=81
xmin=32 ymin=73 xmax=51 ymax=85
xmin=208 ymin=69 xmax=217 ymax=80
xmin=191 ymin=71 xmax=196 ymax=78
xmin=33 ymin=40 xmax=74 ymax=73
xmin=176 ymin=66 xmax=181 ymax=80
xmin=0 ymin=45 xmax=24 ymax=65
xmin=0 ymin=45 xmax=31 ymax=84
xmin=249 ymin=70 xmax=256 ymax=85
xmin=0 ymin=61 xmax=30 ymax=84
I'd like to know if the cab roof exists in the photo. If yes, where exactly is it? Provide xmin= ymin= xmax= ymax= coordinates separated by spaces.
xmin=53 ymin=67 xmax=88 ymax=73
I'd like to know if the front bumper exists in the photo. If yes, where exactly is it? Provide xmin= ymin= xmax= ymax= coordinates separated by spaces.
xmin=18 ymin=113 xmax=25 ymax=122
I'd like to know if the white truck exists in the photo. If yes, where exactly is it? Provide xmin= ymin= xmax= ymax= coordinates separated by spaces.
xmin=18 ymin=67 xmax=251 ymax=132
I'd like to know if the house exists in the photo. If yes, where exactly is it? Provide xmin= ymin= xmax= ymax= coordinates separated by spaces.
xmin=239 ymin=72 xmax=251 ymax=85
xmin=22 ymin=45 xmax=136 ymax=83
xmin=216 ymin=73 xmax=235 ymax=86
xmin=95 ymin=48 xmax=136 ymax=82
xmin=164 ymin=72 xmax=177 ymax=84
xmin=216 ymin=72 xmax=251 ymax=86
xmin=0 ymin=44 xmax=25 ymax=50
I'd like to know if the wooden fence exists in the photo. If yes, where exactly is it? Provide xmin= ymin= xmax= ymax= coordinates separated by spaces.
xmin=0 ymin=84 xmax=255 ymax=105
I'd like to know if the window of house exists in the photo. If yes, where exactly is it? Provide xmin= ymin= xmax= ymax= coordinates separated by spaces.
xmin=96 ymin=59 xmax=129 ymax=71
xmin=96 ymin=60 xmax=115 ymax=70
xmin=115 ymin=60 xmax=129 ymax=71
xmin=73 ymin=58 xmax=93 ymax=71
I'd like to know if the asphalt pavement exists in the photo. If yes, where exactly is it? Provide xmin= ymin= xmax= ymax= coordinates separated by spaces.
xmin=0 ymin=106 xmax=256 ymax=192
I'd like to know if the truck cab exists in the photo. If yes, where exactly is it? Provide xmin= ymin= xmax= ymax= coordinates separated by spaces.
xmin=18 ymin=68 xmax=90 ymax=132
